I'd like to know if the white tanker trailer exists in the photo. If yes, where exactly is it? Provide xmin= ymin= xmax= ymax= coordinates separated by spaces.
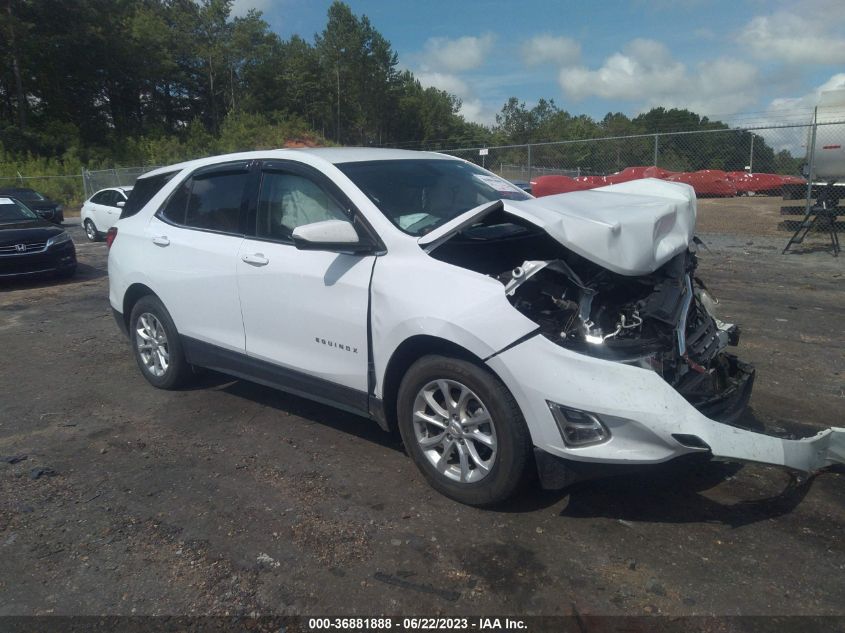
xmin=811 ymin=89 xmax=845 ymax=183
xmin=782 ymin=89 xmax=845 ymax=253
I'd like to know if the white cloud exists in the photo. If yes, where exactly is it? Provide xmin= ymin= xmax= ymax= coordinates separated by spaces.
xmin=409 ymin=33 xmax=499 ymax=124
xmin=520 ymin=35 xmax=581 ymax=67
xmin=414 ymin=71 xmax=497 ymax=125
xmin=414 ymin=72 xmax=469 ymax=97
xmin=558 ymin=39 xmax=760 ymax=115
xmin=759 ymin=73 xmax=845 ymax=153
xmin=733 ymin=74 xmax=845 ymax=155
xmin=229 ymin=0 xmax=273 ymax=17
xmin=421 ymin=34 xmax=496 ymax=73
xmin=739 ymin=11 xmax=845 ymax=65
xmin=767 ymin=73 xmax=845 ymax=117
xmin=456 ymin=99 xmax=494 ymax=125
xmin=559 ymin=39 xmax=683 ymax=101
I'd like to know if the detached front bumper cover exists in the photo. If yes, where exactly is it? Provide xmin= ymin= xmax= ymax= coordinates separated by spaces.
xmin=703 ymin=424 xmax=845 ymax=474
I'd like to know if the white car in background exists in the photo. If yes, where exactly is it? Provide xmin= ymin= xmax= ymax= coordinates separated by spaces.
xmin=81 ymin=186 xmax=132 ymax=241
xmin=106 ymin=148 xmax=844 ymax=506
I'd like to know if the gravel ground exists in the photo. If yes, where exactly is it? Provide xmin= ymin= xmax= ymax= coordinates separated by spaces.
xmin=0 ymin=209 xmax=843 ymax=618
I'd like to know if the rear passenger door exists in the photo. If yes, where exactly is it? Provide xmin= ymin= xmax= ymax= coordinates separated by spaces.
xmin=145 ymin=161 xmax=255 ymax=352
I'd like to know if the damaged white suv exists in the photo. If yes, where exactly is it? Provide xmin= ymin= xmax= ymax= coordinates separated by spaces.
xmin=108 ymin=148 xmax=844 ymax=505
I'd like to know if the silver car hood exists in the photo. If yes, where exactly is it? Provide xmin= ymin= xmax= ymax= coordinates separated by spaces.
xmin=419 ymin=179 xmax=697 ymax=277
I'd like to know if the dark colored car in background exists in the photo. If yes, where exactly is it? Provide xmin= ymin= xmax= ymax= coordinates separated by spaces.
xmin=0 ymin=187 xmax=64 ymax=223
xmin=0 ymin=196 xmax=76 ymax=280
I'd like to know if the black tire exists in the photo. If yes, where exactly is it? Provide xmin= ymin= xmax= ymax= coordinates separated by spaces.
xmin=396 ymin=355 xmax=532 ymax=506
xmin=84 ymin=219 xmax=100 ymax=242
xmin=129 ymin=295 xmax=192 ymax=389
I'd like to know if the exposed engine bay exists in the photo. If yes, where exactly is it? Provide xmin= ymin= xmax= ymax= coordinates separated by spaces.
xmin=429 ymin=215 xmax=755 ymax=421
xmin=497 ymin=247 xmax=755 ymax=420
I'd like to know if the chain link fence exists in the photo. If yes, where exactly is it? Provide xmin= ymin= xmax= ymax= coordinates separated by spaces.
xmin=0 ymin=166 xmax=162 ymax=209
xmin=0 ymin=173 xmax=84 ymax=206
xmin=441 ymin=123 xmax=841 ymax=184
xmin=82 ymin=166 xmax=162 ymax=199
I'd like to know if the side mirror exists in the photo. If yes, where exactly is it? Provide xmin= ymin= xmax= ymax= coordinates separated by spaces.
xmin=291 ymin=220 xmax=372 ymax=253
xmin=116 ymin=201 xmax=125 ymax=208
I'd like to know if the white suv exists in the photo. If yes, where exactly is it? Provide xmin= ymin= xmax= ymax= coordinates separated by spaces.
xmin=108 ymin=148 xmax=843 ymax=505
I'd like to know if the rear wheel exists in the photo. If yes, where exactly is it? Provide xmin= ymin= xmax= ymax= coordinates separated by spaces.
xmin=129 ymin=295 xmax=192 ymax=389
xmin=84 ymin=219 xmax=100 ymax=242
xmin=397 ymin=355 xmax=532 ymax=506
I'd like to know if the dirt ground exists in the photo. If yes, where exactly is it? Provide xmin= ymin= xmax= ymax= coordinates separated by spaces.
xmin=696 ymin=196 xmax=784 ymax=236
xmin=1 ymin=207 xmax=843 ymax=618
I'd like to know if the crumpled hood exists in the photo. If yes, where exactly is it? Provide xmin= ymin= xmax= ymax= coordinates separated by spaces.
xmin=419 ymin=178 xmax=697 ymax=277
xmin=504 ymin=179 xmax=697 ymax=276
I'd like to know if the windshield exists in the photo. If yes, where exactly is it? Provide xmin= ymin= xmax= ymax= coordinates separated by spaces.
xmin=336 ymin=159 xmax=531 ymax=236
xmin=0 ymin=198 xmax=38 ymax=223
xmin=10 ymin=189 xmax=44 ymax=201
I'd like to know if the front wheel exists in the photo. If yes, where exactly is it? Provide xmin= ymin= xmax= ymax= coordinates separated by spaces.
xmin=397 ymin=355 xmax=532 ymax=506
xmin=129 ymin=295 xmax=192 ymax=389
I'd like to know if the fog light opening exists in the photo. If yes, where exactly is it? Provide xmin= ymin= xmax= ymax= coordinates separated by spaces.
xmin=671 ymin=434 xmax=711 ymax=451
xmin=548 ymin=403 xmax=611 ymax=447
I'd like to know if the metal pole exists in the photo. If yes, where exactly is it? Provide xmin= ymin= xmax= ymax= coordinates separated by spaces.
xmin=749 ymin=133 xmax=755 ymax=172
xmin=804 ymin=111 xmax=818 ymax=214
xmin=527 ymin=143 xmax=532 ymax=184
xmin=783 ymin=114 xmax=820 ymax=254
xmin=653 ymin=134 xmax=659 ymax=166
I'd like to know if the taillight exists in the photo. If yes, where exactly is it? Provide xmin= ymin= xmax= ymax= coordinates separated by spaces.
xmin=106 ymin=227 xmax=118 ymax=249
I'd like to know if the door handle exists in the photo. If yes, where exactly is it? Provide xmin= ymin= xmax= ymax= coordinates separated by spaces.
xmin=152 ymin=235 xmax=170 ymax=246
xmin=241 ymin=253 xmax=269 ymax=266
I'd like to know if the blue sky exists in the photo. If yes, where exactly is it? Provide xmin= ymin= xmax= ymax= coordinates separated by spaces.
xmin=234 ymin=0 xmax=845 ymax=129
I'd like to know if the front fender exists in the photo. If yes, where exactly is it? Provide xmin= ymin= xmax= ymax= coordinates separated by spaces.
xmin=370 ymin=253 xmax=537 ymax=397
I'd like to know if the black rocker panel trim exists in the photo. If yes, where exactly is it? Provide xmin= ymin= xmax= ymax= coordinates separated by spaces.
xmin=181 ymin=336 xmax=371 ymax=418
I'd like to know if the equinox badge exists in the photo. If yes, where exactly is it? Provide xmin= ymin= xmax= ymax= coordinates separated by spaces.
xmin=315 ymin=337 xmax=358 ymax=354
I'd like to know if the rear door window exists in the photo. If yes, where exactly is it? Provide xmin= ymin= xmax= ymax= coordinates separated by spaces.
xmin=157 ymin=162 xmax=251 ymax=234
xmin=160 ymin=180 xmax=190 ymax=225
xmin=185 ymin=171 xmax=250 ymax=234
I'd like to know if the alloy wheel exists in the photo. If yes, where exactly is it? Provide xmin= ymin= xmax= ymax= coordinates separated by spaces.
xmin=412 ymin=379 xmax=497 ymax=483
xmin=135 ymin=312 xmax=170 ymax=377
